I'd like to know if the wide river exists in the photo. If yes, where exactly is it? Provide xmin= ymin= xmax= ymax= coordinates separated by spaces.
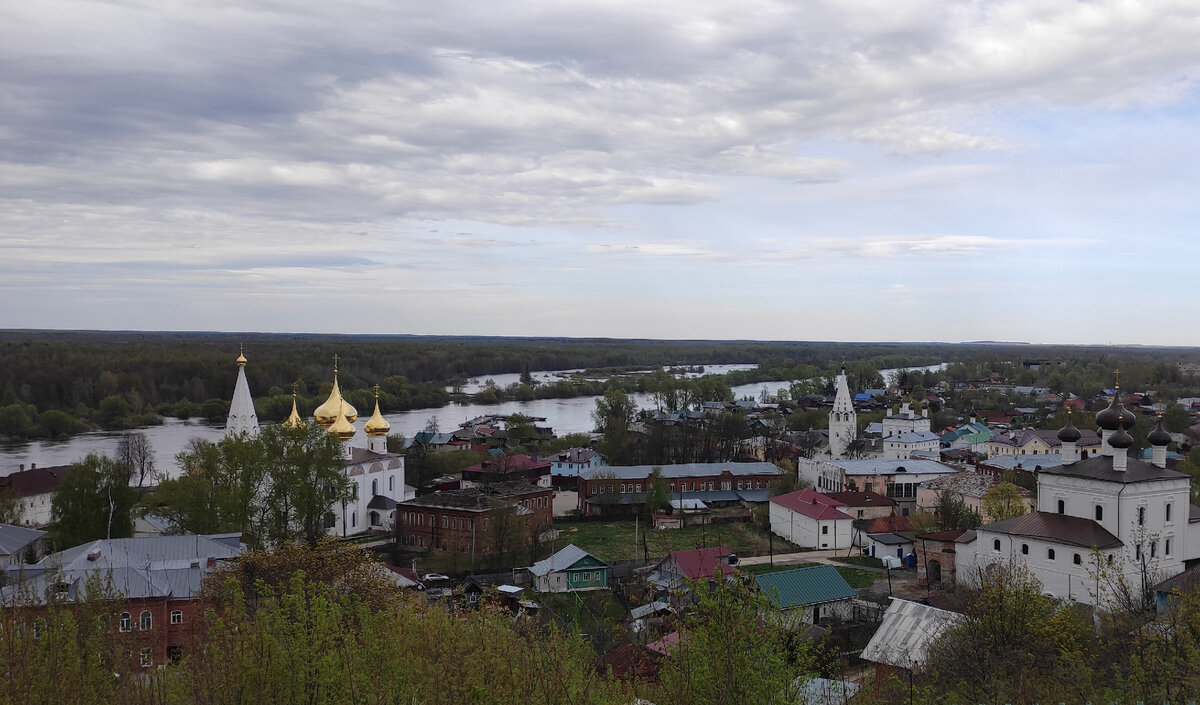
xmin=0 ymin=364 xmax=944 ymax=479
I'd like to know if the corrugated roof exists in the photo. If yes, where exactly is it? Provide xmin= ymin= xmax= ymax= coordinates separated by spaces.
xmin=861 ymin=598 xmax=964 ymax=670
xmin=754 ymin=565 xmax=856 ymax=609
xmin=868 ymin=533 xmax=912 ymax=546
xmin=978 ymin=511 xmax=1121 ymax=549
xmin=770 ymin=490 xmax=854 ymax=520
xmin=1040 ymin=455 xmax=1187 ymax=484
xmin=668 ymin=546 xmax=735 ymax=579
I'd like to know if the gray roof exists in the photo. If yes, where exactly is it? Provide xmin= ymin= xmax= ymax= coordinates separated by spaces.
xmin=629 ymin=600 xmax=672 ymax=620
xmin=979 ymin=453 xmax=1061 ymax=471
xmin=861 ymin=598 xmax=964 ymax=670
xmin=1040 ymin=454 xmax=1188 ymax=484
xmin=529 ymin=544 xmax=606 ymax=577
xmin=868 ymin=533 xmax=913 ymax=546
xmin=892 ymin=431 xmax=941 ymax=443
xmin=579 ymin=462 xmax=782 ymax=481
xmin=824 ymin=459 xmax=958 ymax=477
xmin=0 ymin=524 xmax=46 ymax=556
xmin=4 ymin=534 xmax=244 ymax=604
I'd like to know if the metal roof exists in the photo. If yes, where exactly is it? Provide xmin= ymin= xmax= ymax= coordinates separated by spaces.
xmin=1040 ymin=455 xmax=1188 ymax=484
xmin=861 ymin=598 xmax=964 ymax=670
xmin=754 ymin=565 xmax=856 ymax=609
xmin=579 ymin=462 xmax=782 ymax=481
xmin=0 ymin=524 xmax=46 ymax=556
xmin=868 ymin=533 xmax=913 ymax=546
xmin=978 ymin=511 xmax=1122 ymax=549
xmin=824 ymin=459 xmax=958 ymax=476
xmin=529 ymin=544 xmax=606 ymax=577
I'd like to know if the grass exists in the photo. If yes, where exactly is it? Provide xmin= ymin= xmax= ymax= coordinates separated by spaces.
xmin=551 ymin=520 xmax=799 ymax=564
xmin=739 ymin=561 xmax=879 ymax=589
xmin=829 ymin=555 xmax=888 ymax=568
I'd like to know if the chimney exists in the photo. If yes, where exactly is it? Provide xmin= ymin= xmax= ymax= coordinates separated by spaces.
xmin=30 ymin=463 xmax=36 ymax=470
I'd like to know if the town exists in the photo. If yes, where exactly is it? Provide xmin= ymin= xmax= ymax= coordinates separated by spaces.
xmin=3 ymin=345 xmax=1200 ymax=704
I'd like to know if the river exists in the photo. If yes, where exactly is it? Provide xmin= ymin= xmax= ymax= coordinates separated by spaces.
xmin=0 ymin=363 xmax=944 ymax=479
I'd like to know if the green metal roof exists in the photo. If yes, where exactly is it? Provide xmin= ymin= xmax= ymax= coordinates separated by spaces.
xmin=754 ymin=565 xmax=856 ymax=609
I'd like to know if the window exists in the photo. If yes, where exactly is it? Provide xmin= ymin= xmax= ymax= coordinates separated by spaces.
xmin=1021 ymin=543 xmax=1029 ymax=555
xmin=1138 ymin=506 xmax=1146 ymax=526
xmin=1056 ymin=499 xmax=1065 ymax=515
xmin=621 ymin=484 xmax=626 ymax=493
xmin=822 ymin=526 xmax=829 ymax=535
xmin=170 ymin=610 xmax=182 ymax=625
xmin=1095 ymin=505 xmax=1103 ymax=521
xmin=857 ymin=510 xmax=864 ymax=518
xmin=1136 ymin=544 xmax=1142 ymax=560
xmin=1166 ymin=538 xmax=1172 ymax=556
xmin=737 ymin=481 xmax=743 ymax=490
xmin=119 ymin=612 xmax=131 ymax=632
xmin=1047 ymin=548 xmax=1055 ymax=560
xmin=139 ymin=610 xmax=152 ymax=631
xmin=442 ymin=516 xmax=448 ymax=528
xmin=1166 ymin=503 xmax=1173 ymax=522
xmin=1150 ymin=541 xmax=1157 ymax=558
xmin=389 ymin=476 xmax=395 ymax=492
xmin=140 ymin=648 xmax=153 ymax=668
xmin=167 ymin=645 xmax=183 ymax=665
xmin=371 ymin=479 xmax=378 ymax=496
xmin=993 ymin=539 xmax=1001 ymax=551
xmin=1073 ymin=553 xmax=1082 ymax=565
xmin=351 ymin=513 xmax=356 ymax=528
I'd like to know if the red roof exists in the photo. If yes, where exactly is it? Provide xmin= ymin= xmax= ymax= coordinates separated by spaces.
xmin=0 ymin=465 xmax=72 ymax=498
xmin=770 ymin=489 xmax=854 ymax=520
xmin=822 ymin=491 xmax=894 ymax=508
xmin=669 ymin=546 xmax=737 ymax=580
xmin=864 ymin=515 xmax=913 ymax=533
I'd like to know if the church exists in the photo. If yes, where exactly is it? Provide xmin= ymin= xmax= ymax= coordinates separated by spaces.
xmin=959 ymin=385 xmax=1200 ymax=606
xmin=225 ymin=351 xmax=414 ymax=537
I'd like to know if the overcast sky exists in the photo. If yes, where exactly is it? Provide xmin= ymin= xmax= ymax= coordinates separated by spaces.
xmin=3 ymin=1 xmax=1199 ymax=345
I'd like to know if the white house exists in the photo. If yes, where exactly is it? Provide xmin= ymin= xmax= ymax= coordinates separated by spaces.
xmin=769 ymin=489 xmax=854 ymax=550
xmin=548 ymin=448 xmax=606 ymax=478
xmin=798 ymin=458 xmax=959 ymax=516
xmin=882 ymin=431 xmax=941 ymax=459
xmin=880 ymin=403 xmax=931 ymax=438
xmin=0 ymin=464 xmax=71 ymax=527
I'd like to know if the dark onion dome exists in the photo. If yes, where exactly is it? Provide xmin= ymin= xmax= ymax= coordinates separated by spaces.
xmin=1057 ymin=417 xmax=1082 ymax=443
xmin=1109 ymin=426 xmax=1134 ymax=450
xmin=1096 ymin=389 xmax=1136 ymax=431
xmin=1148 ymin=417 xmax=1172 ymax=447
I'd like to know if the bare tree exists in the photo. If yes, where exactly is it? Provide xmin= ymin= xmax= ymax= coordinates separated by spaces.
xmin=116 ymin=432 xmax=156 ymax=492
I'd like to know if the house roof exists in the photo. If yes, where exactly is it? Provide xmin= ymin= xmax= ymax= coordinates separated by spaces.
xmin=892 ymin=431 xmax=941 ymax=443
xmin=861 ymin=598 xmax=965 ymax=670
xmin=979 ymin=453 xmax=1062 ymax=471
xmin=822 ymin=491 xmax=894 ymax=507
xmin=668 ymin=546 xmax=736 ymax=580
xmin=770 ymin=490 xmax=854 ymax=521
xmin=580 ymin=462 xmax=782 ymax=481
xmin=0 ymin=524 xmax=46 ymax=556
xmin=915 ymin=529 xmax=969 ymax=542
xmin=0 ymin=465 xmax=72 ymax=498
xmin=1040 ymin=454 xmax=1188 ymax=484
xmin=399 ymin=481 xmax=547 ymax=511
xmin=868 ymin=533 xmax=913 ymax=546
xmin=824 ymin=459 xmax=958 ymax=477
xmin=754 ymin=565 xmax=856 ymax=609
xmin=978 ymin=511 xmax=1122 ymax=549
xmin=1153 ymin=564 xmax=1200 ymax=595
xmin=529 ymin=544 xmax=606 ymax=577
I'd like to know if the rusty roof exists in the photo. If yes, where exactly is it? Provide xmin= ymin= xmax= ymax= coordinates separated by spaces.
xmin=979 ymin=511 xmax=1121 ymax=549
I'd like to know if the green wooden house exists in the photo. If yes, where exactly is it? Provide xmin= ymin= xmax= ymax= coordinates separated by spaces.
xmin=529 ymin=544 xmax=610 ymax=592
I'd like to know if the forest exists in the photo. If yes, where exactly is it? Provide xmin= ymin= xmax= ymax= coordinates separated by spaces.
xmin=1 ymin=329 xmax=1198 ymax=441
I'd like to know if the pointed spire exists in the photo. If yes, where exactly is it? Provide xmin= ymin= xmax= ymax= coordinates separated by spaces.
xmin=226 ymin=346 xmax=259 ymax=436
xmin=283 ymin=382 xmax=304 ymax=430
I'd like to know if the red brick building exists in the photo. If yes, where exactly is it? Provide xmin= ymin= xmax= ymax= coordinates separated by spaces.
xmin=1 ymin=534 xmax=243 ymax=668
xmin=397 ymin=481 xmax=552 ymax=555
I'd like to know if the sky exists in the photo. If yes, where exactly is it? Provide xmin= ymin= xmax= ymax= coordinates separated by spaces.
xmin=3 ymin=1 xmax=1200 ymax=346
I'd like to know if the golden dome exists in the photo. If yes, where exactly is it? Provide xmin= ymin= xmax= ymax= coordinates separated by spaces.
xmin=313 ymin=356 xmax=359 ymax=427
xmin=364 ymin=387 xmax=390 ymax=436
xmin=283 ymin=389 xmax=304 ymax=430
xmin=328 ymin=402 xmax=357 ymax=441
xmin=236 ymin=344 xmax=247 ymax=366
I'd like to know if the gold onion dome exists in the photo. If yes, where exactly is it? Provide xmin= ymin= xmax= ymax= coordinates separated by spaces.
xmin=236 ymin=345 xmax=247 ymax=366
xmin=329 ymin=402 xmax=357 ymax=441
xmin=283 ymin=390 xmax=304 ymax=429
xmin=313 ymin=368 xmax=358 ymax=426
xmin=364 ymin=388 xmax=390 ymax=436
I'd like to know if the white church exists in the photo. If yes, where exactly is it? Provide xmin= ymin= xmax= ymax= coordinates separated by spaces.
xmin=961 ymin=386 xmax=1200 ymax=606
xmin=225 ymin=350 xmax=414 ymax=537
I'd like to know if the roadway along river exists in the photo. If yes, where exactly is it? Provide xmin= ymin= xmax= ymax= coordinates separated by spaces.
xmin=0 ymin=364 xmax=944 ymax=479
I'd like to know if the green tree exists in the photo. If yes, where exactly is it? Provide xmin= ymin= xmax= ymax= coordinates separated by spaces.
xmin=981 ymin=482 xmax=1027 ymax=523
xmin=659 ymin=577 xmax=811 ymax=705
xmin=50 ymin=453 xmax=137 ymax=547
xmin=0 ymin=488 xmax=19 ymax=525
xmin=1162 ymin=403 xmax=1190 ymax=434
xmin=593 ymin=388 xmax=638 ymax=464
xmin=934 ymin=490 xmax=982 ymax=530
xmin=644 ymin=467 xmax=670 ymax=522
xmin=116 ymin=431 xmax=156 ymax=491
xmin=37 ymin=409 xmax=75 ymax=437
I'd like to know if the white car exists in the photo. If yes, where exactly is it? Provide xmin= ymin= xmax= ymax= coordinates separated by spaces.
xmin=422 ymin=573 xmax=450 ymax=582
